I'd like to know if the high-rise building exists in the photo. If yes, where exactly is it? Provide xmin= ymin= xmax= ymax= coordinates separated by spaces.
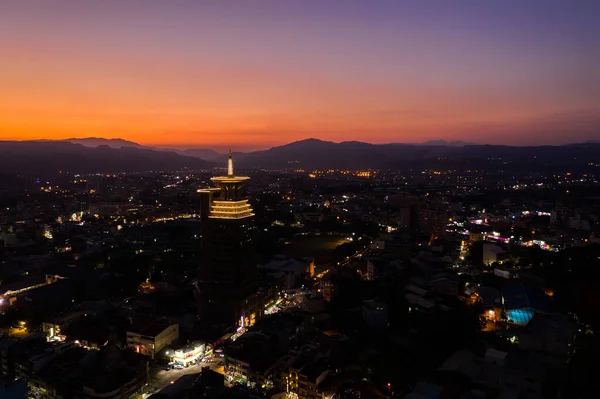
xmin=417 ymin=203 xmax=448 ymax=237
xmin=198 ymin=153 xmax=263 ymax=326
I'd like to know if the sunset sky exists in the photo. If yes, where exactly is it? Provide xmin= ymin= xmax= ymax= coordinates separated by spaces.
xmin=1 ymin=1 xmax=599 ymax=150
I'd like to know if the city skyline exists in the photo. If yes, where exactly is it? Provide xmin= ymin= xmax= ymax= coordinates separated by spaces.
xmin=1 ymin=3 xmax=598 ymax=394
xmin=1 ymin=1 xmax=600 ymax=150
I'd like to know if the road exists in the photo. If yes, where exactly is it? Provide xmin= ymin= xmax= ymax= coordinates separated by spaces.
xmin=315 ymin=247 xmax=367 ymax=280
xmin=141 ymin=359 xmax=225 ymax=397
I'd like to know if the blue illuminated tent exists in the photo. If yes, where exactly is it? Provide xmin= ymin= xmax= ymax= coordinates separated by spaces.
xmin=501 ymin=283 xmax=548 ymax=326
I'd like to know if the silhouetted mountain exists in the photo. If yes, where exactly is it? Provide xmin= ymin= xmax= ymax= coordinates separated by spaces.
xmin=5 ymin=138 xmax=599 ymax=174
xmin=238 ymin=138 xmax=415 ymax=169
xmin=236 ymin=138 xmax=600 ymax=171
xmin=64 ymin=137 xmax=144 ymax=148
xmin=0 ymin=141 xmax=211 ymax=175
xmin=181 ymin=148 xmax=226 ymax=162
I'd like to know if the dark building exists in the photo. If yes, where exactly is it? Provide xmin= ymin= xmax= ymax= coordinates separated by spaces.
xmin=417 ymin=203 xmax=448 ymax=238
xmin=198 ymin=153 xmax=263 ymax=327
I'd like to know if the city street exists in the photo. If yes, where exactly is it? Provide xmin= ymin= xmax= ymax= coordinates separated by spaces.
xmin=317 ymin=247 xmax=367 ymax=280
xmin=142 ymin=359 xmax=225 ymax=397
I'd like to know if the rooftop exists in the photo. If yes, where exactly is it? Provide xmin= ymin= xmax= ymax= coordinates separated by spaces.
xmin=128 ymin=318 xmax=176 ymax=337
xmin=226 ymin=331 xmax=281 ymax=372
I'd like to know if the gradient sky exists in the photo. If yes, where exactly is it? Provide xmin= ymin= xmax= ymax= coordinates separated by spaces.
xmin=1 ymin=1 xmax=599 ymax=150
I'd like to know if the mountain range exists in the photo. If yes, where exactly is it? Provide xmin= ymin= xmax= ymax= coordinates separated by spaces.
xmin=232 ymin=138 xmax=600 ymax=170
xmin=1 ymin=137 xmax=599 ymax=175
xmin=65 ymin=137 xmax=145 ymax=149
xmin=0 ymin=140 xmax=210 ymax=175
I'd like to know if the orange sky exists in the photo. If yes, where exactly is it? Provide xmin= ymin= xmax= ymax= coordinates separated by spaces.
xmin=3 ymin=49 xmax=593 ymax=149
xmin=1 ymin=1 xmax=599 ymax=149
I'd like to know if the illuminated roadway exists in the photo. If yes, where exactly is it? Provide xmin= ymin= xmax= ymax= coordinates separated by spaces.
xmin=315 ymin=247 xmax=367 ymax=281
xmin=140 ymin=358 xmax=225 ymax=398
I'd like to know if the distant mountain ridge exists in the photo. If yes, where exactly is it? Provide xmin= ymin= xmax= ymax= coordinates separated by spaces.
xmin=0 ymin=141 xmax=211 ymax=174
xmin=61 ymin=138 xmax=228 ymax=162
xmin=179 ymin=148 xmax=226 ymax=162
xmin=39 ymin=137 xmax=477 ymax=153
xmin=234 ymin=138 xmax=600 ymax=171
xmin=65 ymin=137 xmax=144 ymax=148
xmin=30 ymin=136 xmax=594 ymax=151
xmin=2 ymin=137 xmax=599 ymax=174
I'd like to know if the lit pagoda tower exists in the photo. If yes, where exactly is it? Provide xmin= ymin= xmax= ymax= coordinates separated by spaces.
xmin=197 ymin=152 xmax=262 ymax=326
xmin=207 ymin=152 xmax=254 ymax=218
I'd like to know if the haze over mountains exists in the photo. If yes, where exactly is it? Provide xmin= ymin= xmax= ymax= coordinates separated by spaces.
xmin=1 ymin=137 xmax=599 ymax=175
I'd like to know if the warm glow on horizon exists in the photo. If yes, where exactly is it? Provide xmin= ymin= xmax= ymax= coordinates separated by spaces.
xmin=1 ymin=1 xmax=599 ymax=149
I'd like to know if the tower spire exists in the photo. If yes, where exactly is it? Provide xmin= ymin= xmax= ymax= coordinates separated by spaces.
xmin=227 ymin=149 xmax=234 ymax=177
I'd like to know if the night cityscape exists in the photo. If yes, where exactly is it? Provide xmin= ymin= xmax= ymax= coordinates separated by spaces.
xmin=2 ymin=2 xmax=600 ymax=399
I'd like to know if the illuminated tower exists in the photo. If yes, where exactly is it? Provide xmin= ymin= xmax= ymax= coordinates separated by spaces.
xmin=198 ymin=152 xmax=262 ymax=326
xmin=208 ymin=152 xmax=254 ymax=215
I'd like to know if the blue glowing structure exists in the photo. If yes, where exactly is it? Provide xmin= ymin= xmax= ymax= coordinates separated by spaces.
xmin=501 ymin=283 xmax=548 ymax=326
xmin=506 ymin=308 xmax=535 ymax=325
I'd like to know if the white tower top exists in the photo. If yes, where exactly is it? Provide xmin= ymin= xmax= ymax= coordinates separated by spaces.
xmin=227 ymin=149 xmax=234 ymax=177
